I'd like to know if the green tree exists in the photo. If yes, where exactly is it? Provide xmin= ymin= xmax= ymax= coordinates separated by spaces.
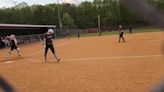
xmin=0 ymin=0 xmax=163 ymax=29
xmin=61 ymin=12 xmax=76 ymax=28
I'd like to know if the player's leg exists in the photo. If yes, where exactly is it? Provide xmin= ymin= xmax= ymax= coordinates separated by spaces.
xmin=15 ymin=47 xmax=21 ymax=56
xmin=44 ymin=45 xmax=49 ymax=62
xmin=8 ymin=47 xmax=14 ymax=56
xmin=119 ymin=34 xmax=121 ymax=42
xmin=49 ymin=44 xmax=61 ymax=62
xmin=8 ymin=50 xmax=12 ymax=55
xmin=78 ymin=34 xmax=80 ymax=40
xmin=121 ymin=33 xmax=125 ymax=42
xmin=122 ymin=36 xmax=125 ymax=42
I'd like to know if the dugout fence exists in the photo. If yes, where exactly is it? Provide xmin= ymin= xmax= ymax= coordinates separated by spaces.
xmin=15 ymin=29 xmax=84 ymax=44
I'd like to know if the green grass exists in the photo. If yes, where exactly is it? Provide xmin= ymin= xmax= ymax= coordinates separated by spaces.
xmin=76 ymin=27 xmax=164 ymax=38
xmin=132 ymin=27 xmax=163 ymax=33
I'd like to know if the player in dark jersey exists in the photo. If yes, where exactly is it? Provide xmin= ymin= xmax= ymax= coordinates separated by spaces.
xmin=77 ymin=31 xmax=80 ymax=40
xmin=8 ymin=35 xmax=21 ymax=56
xmin=118 ymin=25 xmax=125 ymax=43
xmin=43 ymin=29 xmax=61 ymax=62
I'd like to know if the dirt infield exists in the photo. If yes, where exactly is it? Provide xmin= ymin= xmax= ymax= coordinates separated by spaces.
xmin=0 ymin=32 xmax=164 ymax=92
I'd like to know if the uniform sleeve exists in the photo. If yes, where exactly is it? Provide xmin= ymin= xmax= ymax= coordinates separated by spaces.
xmin=42 ymin=34 xmax=47 ymax=45
xmin=14 ymin=39 xmax=18 ymax=46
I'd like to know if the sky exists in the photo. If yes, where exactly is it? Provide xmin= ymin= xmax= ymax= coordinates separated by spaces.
xmin=0 ymin=0 xmax=92 ymax=8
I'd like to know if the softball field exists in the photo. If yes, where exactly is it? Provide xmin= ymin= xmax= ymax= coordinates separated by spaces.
xmin=0 ymin=32 xmax=164 ymax=92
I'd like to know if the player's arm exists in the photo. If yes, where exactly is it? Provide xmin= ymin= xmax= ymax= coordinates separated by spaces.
xmin=14 ymin=39 xmax=18 ymax=46
xmin=42 ymin=37 xmax=46 ymax=49
xmin=118 ymin=28 xmax=120 ymax=34
xmin=39 ymin=36 xmax=45 ymax=45
xmin=39 ymin=37 xmax=43 ymax=45
xmin=120 ymin=29 xmax=123 ymax=33
xmin=42 ymin=37 xmax=46 ymax=45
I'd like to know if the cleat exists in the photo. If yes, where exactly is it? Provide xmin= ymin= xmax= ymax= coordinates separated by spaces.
xmin=57 ymin=59 xmax=61 ymax=63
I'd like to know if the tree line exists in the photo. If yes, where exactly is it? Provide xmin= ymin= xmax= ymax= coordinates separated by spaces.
xmin=0 ymin=0 xmax=163 ymax=29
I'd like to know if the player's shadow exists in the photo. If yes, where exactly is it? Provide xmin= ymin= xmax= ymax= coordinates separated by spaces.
xmin=44 ymin=60 xmax=62 ymax=64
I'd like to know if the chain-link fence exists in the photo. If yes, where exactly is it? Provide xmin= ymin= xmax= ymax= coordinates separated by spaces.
xmin=15 ymin=29 xmax=85 ymax=44
xmin=55 ymin=29 xmax=87 ymax=37
xmin=16 ymin=34 xmax=44 ymax=44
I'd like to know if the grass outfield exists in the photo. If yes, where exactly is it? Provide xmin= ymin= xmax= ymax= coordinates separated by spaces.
xmin=78 ymin=27 xmax=163 ymax=37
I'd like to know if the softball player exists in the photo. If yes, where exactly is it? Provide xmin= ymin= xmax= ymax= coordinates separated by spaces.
xmin=8 ymin=35 xmax=21 ymax=56
xmin=77 ymin=31 xmax=80 ymax=40
xmin=43 ymin=29 xmax=61 ymax=62
xmin=118 ymin=25 xmax=125 ymax=43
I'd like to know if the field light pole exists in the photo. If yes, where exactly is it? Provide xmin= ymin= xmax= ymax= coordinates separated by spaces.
xmin=57 ymin=0 xmax=62 ymax=29
xmin=98 ymin=14 xmax=101 ymax=36
xmin=97 ymin=5 xmax=101 ymax=36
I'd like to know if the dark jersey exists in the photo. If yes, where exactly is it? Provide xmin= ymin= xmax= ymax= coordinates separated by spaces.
xmin=44 ymin=34 xmax=53 ymax=45
xmin=119 ymin=28 xmax=123 ymax=33
xmin=10 ymin=40 xmax=16 ymax=47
